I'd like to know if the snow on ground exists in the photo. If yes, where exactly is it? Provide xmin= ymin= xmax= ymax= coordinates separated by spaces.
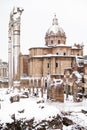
xmin=0 ymin=88 xmax=60 ymax=123
xmin=0 ymin=88 xmax=87 ymax=130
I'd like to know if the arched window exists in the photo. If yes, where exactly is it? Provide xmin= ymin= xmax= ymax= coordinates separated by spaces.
xmin=58 ymin=40 xmax=60 ymax=44
xmin=51 ymin=40 xmax=53 ymax=44
xmin=47 ymin=63 xmax=50 ymax=68
xmin=56 ymin=63 xmax=58 ymax=67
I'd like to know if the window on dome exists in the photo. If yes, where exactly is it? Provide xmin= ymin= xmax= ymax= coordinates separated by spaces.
xmin=51 ymin=40 xmax=53 ymax=44
xmin=58 ymin=40 xmax=60 ymax=44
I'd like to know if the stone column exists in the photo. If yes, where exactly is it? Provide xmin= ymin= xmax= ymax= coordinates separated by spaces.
xmin=36 ymin=78 xmax=38 ymax=95
xmin=13 ymin=7 xmax=23 ymax=82
xmin=8 ymin=7 xmax=24 ymax=88
xmin=8 ymin=13 xmax=13 ymax=88
xmin=41 ymin=77 xmax=44 ymax=97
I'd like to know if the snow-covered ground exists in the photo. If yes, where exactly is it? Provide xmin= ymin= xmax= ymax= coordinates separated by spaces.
xmin=0 ymin=88 xmax=87 ymax=130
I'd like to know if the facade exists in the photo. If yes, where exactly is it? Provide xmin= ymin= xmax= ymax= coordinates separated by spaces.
xmin=20 ymin=54 xmax=29 ymax=77
xmin=0 ymin=59 xmax=8 ymax=78
xmin=0 ymin=59 xmax=8 ymax=87
xmin=28 ymin=15 xmax=83 ymax=78
xmin=84 ymin=56 xmax=87 ymax=94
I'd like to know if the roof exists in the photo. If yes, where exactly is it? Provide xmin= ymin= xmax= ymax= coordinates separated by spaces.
xmin=45 ymin=15 xmax=66 ymax=37
xmin=29 ymin=43 xmax=72 ymax=50
xmin=50 ymin=79 xmax=63 ymax=87
xmin=31 ymin=54 xmax=75 ymax=58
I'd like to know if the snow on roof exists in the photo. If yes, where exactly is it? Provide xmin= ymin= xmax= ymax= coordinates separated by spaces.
xmin=50 ymin=79 xmax=63 ymax=87
xmin=33 ymin=54 xmax=75 ymax=58
xmin=47 ymin=24 xmax=64 ymax=34
xmin=20 ymin=76 xmax=41 ymax=80
xmin=75 ymin=56 xmax=84 ymax=67
xmin=73 ymin=71 xmax=82 ymax=78
xmin=0 ymin=78 xmax=8 ymax=83
xmin=71 ymin=46 xmax=82 ymax=50
xmin=71 ymin=46 xmax=78 ymax=49
xmin=72 ymin=71 xmax=82 ymax=79
xmin=20 ymin=76 xmax=29 ymax=80
xmin=56 ymin=43 xmax=71 ymax=47
xmin=29 ymin=43 xmax=71 ymax=49
xmin=84 ymin=60 xmax=87 ymax=64
xmin=46 ymin=15 xmax=66 ymax=37
xmin=0 ymin=62 xmax=8 ymax=66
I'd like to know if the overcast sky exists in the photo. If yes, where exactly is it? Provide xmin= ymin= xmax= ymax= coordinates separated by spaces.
xmin=0 ymin=0 xmax=87 ymax=62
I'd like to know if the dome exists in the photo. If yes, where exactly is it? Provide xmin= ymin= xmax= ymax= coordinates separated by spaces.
xmin=45 ymin=15 xmax=66 ymax=46
xmin=46 ymin=15 xmax=66 ymax=37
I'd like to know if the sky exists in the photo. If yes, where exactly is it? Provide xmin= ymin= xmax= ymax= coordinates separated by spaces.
xmin=0 ymin=0 xmax=87 ymax=62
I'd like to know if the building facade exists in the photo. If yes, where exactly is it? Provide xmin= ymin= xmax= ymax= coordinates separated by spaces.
xmin=0 ymin=59 xmax=8 ymax=87
xmin=20 ymin=54 xmax=29 ymax=77
xmin=28 ymin=15 xmax=83 ymax=78
xmin=0 ymin=59 xmax=8 ymax=78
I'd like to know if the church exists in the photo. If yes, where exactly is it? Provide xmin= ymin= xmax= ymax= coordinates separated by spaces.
xmin=27 ymin=15 xmax=83 ymax=79
xmin=8 ymin=9 xmax=84 ymax=101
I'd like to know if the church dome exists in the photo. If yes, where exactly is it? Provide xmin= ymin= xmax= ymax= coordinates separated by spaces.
xmin=46 ymin=15 xmax=66 ymax=37
xmin=45 ymin=15 xmax=66 ymax=46
xmin=47 ymin=25 xmax=65 ymax=36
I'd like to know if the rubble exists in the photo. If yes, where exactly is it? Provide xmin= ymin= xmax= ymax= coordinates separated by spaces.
xmin=0 ymin=115 xmax=63 ymax=130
